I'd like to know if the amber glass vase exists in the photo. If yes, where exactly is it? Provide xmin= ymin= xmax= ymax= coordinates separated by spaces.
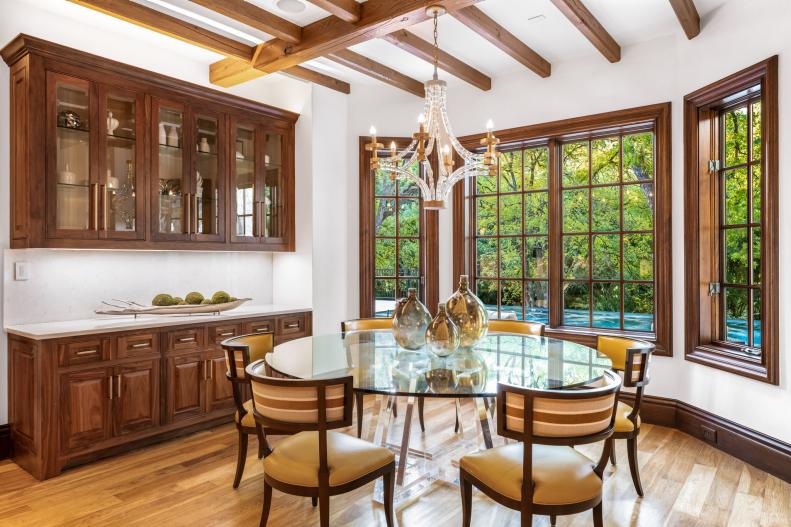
xmin=426 ymin=303 xmax=461 ymax=358
xmin=446 ymin=275 xmax=489 ymax=348
xmin=392 ymin=288 xmax=432 ymax=350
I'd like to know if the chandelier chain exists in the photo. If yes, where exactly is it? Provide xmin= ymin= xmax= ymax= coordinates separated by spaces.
xmin=432 ymin=11 xmax=439 ymax=79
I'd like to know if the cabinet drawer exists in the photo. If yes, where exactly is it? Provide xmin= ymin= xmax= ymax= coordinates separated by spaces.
xmin=116 ymin=332 xmax=159 ymax=359
xmin=243 ymin=318 xmax=276 ymax=335
xmin=165 ymin=328 xmax=205 ymax=353
xmin=207 ymin=324 xmax=242 ymax=347
xmin=277 ymin=314 xmax=307 ymax=339
xmin=58 ymin=337 xmax=110 ymax=367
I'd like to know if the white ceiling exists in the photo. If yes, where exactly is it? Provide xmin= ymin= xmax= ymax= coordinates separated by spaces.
xmin=127 ymin=0 xmax=729 ymax=88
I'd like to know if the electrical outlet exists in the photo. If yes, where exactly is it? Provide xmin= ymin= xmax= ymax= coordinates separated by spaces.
xmin=14 ymin=261 xmax=30 ymax=281
xmin=701 ymin=425 xmax=717 ymax=444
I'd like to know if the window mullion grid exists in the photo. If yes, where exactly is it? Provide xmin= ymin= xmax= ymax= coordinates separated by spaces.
xmin=619 ymin=135 xmax=625 ymax=331
xmin=520 ymin=151 xmax=526 ymax=321
xmin=587 ymin=140 xmax=593 ymax=327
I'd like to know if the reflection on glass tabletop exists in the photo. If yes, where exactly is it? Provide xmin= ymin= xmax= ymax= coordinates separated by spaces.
xmin=254 ymin=330 xmax=612 ymax=397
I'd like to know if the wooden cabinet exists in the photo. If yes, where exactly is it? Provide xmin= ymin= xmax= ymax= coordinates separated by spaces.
xmin=60 ymin=367 xmax=113 ymax=453
xmin=2 ymin=35 xmax=297 ymax=251
xmin=114 ymin=359 xmax=160 ymax=435
xmin=166 ymin=352 xmax=206 ymax=423
xmin=205 ymin=352 xmax=234 ymax=413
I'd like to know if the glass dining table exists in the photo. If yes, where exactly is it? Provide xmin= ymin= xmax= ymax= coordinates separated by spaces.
xmin=253 ymin=330 xmax=612 ymax=504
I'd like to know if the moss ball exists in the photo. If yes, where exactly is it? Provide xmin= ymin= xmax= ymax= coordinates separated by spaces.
xmin=211 ymin=291 xmax=231 ymax=304
xmin=172 ymin=297 xmax=184 ymax=305
xmin=185 ymin=292 xmax=204 ymax=305
xmin=152 ymin=293 xmax=175 ymax=306
xmin=200 ymin=299 xmax=213 ymax=305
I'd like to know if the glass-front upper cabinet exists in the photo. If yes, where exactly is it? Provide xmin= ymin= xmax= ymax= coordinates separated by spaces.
xmin=264 ymin=132 xmax=284 ymax=241
xmin=193 ymin=112 xmax=224 ymax=241
xmin=231 ymin=121 xmax=258 ymax=242
xmin=153 ymin=99 xmax=189 ymax=241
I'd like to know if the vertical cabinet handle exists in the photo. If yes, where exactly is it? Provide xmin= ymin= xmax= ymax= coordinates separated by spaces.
xmin=116 ymin=374 xmax=122 ymax=398
xmin=108 ymin=375 xmax=114 ymax=400
xmin=184 ymin=193 xmax=191 ymax=235
xmin=100 ymin=184 xmax=107 ymax=231
xmin=252 ymin=200 xmax=259 ymax=238
xmin=93 ymin=183 xmax=100 ymax=231
xmin=193 ymin=194 xmax=199 ymax=235
xmin=206 ymin=359 xmax=213 ymax=380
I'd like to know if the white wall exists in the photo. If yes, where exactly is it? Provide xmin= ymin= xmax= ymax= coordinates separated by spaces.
xmin=346 ymin=0 xmax=791 ymax=442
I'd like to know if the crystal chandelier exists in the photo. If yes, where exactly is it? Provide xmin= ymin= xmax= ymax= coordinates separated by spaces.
xmin=366 ymin=5 xmax=500 ymax=210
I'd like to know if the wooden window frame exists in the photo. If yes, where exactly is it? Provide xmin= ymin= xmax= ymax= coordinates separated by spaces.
xmin=453 ymin=103 xmax=673 ymax=356
xmin=359 ymin=137 xmax=439 ymax=318
xmin=683 ymin=57 xmax=779 ymax=384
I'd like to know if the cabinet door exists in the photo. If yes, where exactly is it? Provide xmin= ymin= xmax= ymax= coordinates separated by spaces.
xmin=191 ymin=111 xmax=226 ymax=242
xmin=262 ymin=129 xmax=286 ymax=245
xmin=166 ymin=352 xmax=205 ymax=422
xmin=114 ymin=359 xmax=160 ymax=436
xmin=60 ymin=367 xmax=112 ymax=453
xmin=204 ymin=353 xmax=234 ymax=413
xmin=230 ymin=119 xmax=261 ymax=243
xmin=47 ymin=72 xmax=99 ymax=240
xmin=98 ymin=85 xmax=145 ymax=240
xmin=152 ymin=98 xmax=191 ymax=241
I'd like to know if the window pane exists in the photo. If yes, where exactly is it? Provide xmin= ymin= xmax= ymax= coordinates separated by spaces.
xmin=591 ymin=137 xmax=619 ymax=184
xmin=398 ymin=278 xmax=419 ymax=298
xmin=724 ymin=106 xmax=748 ymax=167
xmin=374 ymin=199 xmax=396 ymax=236
xmin=753 ymin=289 xmax=762 ymax=347
xmin=623 ymin=132 xmax=653 ymax=182
xmin=476 ymin=196 xmax=497 ymax=236
xmin=476 ymin=238 xmax=498 ymax=278
xmin=501 ymin=280 xmax=523 ymax=320
xmin=724 ymin=168 xmax=748 ymax=225
xmin=525 ymin=236 xmax=548 ymax=278
xmin=752 ymin=228 xmax=761 ymax=284
xmin=374 ymin=279 xmax=396 ymax=317
xmin=623 ymin=233 xmax=653 ymax=280
xmin=500 ymin=150 xmax=522 ymax=192
xmin=563 ymin=235 xmax=589 ymax=279
xmin=476 ymin=279 xmax=498 ymax=315
xmin=500 ymin=237 xmax=522 ymax=278
xmin=724 ymin=287 xmax=749 ymax=345
xmin=398 ymin=198 xmax=419 ymax=236
xmin=399 ymin=177 xmax=418 ymax=197
xmin=476 ymin=171 xmax=497 ymax=194
xmin=563 ymin=189 xmax=589 ymax=233
xmin=398 ymin=239 xmax=419 ymax=276
xmin=499 ymin=194 xmax=522 ymax=235
xmin=524 ymin=192 xmax=548 ymax=234
xmin=752 ymin=101 xmax=762 ymax=161
xmin=524 ymin=147 xmax=548 ymax=190
xmin=592 ymin=282 xmax=620 ymax=329
xmin=375 ymin=238 xmax=395 ymax=276
xmin=375 ymin=169 xmax=395 ymax=196
xmin=624 ymin=283 xmax=654 ymax=331
xmin=591 ymin=186 xmax=620 ymax=232
xmin=562 ymin=142 xmax=589 ymax=186
xmin=592 ymin=234 xmax=620 ymax=279
xmin=563 ymin=282 xmax=589 ymax=327
xmin=752 ymin=164 xmax=761 ymax=223
xmin=724 ymin=228 xmax=748 ymax=284
xmin=525 ymin=281 xmax=549 ymax=324
xmin=623 ymin=184 xmax=654 ymax=231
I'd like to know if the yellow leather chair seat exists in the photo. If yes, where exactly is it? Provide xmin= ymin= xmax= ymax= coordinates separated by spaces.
xmin=235 ymin=399 xmax=256 ymax=428
xmin=263 ymin=431 xmax=395 ymax=488
xmin=460 ymin=443 xmax=602 ymax=506
xmin=615 ymin=402 xmax=640 ymax=433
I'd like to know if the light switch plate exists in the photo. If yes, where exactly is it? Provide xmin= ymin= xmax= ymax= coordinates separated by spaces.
xmin=14 ymin=261 xmax=30 ymax=281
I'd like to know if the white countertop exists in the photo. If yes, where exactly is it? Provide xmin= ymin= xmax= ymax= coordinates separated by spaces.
xmin=4 ymin=304 xmax=312 ymax=340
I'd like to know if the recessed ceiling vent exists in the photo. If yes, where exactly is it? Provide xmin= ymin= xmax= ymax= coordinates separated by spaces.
xmin=276 ymin=0 xmax=306 ymax=13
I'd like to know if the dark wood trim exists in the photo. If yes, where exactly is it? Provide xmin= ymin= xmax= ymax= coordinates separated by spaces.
xmin=668 ymin=0 xmax=701 ymax=40
xmin=0 ymin=424 xmax=10 ymax=460
xmin=619 ymin=392 xmax=791 ymax=484
xmin=453 ymin=103 xmax=673 ymax=356
xmin=683 ymin=56 xmax=779 ymax=384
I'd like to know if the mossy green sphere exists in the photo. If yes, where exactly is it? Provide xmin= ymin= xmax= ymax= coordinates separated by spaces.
xmin=211 ymin=291 xmax=231 ymax=304
xmin=229 ymin=296 xmax=237 ymax=302
xmin=152 ymin=293 xmax=175 ymax=306
xmin=172 ymin=297 xmax=184 ymax=305
xmin=185 ymin=292 xmax=204 ymax=305
xmin=200 ymin=299 xmax=213 ymax=305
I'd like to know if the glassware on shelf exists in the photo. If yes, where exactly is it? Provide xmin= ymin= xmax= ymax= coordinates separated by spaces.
xmin=195 ymin=115 xmax=219 ymax=235
xmin=157 ymin=105 xmax=184 ymax=234
xmin=234 ymin=124 xmax=256 ymax=237
xmin=54 ymin=79 xmax=91 ymax=231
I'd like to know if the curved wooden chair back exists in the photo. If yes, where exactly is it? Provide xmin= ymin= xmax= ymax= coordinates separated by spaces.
xmin=596 ymin=336 xmax=651 ymax=372
xmin=341 ymin=317 xmax=392 ymax=334
xmin=488 ymin=319 xmax=545 ymax=336
xmin=221 ymin=332 xmax=274 ymax=421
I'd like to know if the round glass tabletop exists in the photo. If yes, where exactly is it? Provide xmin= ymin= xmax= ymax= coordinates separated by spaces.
xmin=255 ymin=330 xmax=612 ymax=398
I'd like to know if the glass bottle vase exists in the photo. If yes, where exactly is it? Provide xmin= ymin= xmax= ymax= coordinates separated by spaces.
xmin=392 ymin=288 xmax=432 ymax=350
xmin=426 ymin=303 xmax=461 ymax=358
xmin=446 ymin=275 xmax=489 ymax=348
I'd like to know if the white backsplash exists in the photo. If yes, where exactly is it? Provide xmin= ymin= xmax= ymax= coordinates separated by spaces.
xmin=3 ymin=249 xmax=273 ymax=325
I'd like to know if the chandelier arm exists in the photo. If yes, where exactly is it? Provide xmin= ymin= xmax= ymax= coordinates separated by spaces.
xmin=388 ymin=165 xmax=433 ymax=199
xmin=437 ymin=164 xmax=482 ymax=198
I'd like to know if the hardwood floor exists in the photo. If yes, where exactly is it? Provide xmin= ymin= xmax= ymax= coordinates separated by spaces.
xmin=0 ymin=398 xmax=789 ymax=526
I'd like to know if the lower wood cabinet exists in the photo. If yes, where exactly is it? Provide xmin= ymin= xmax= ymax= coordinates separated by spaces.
xmin=8 ymin=310 xmax=312 ymax=480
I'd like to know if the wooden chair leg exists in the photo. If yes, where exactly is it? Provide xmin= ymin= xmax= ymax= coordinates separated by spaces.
xmin=355 ymin=392 xmax=364 ymax=438
xmin=259 ymin=481 xmax=272 ymax=527
xmin=593 ymin=501 xmax=603 ymax=527
xmin=383 ymin=469 xmax=395 ymax=527
xmin=319 ymin=492 xmax=330 ymax=527
xmin=454 ymin=400 xmax=460 ymax=434
xmin=418 ymin=396 xmax=426 ymax=432
xmin=460 ymin=472 xmax=473 ymax=527
xmin=610 ymin=441 xmax=617 ymax=466
xmin=233 ymin=431 xmax=248 ymax=489
xmin=392 ymin=397 xmax=398 ymax=418
xmin=627 ymin=436 xmax=644 ymax=497
xmin=311 ymin=496 xmax=318 ymax=507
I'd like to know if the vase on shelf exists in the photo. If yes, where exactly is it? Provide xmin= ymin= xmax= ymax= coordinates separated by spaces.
xmin=158 ymin=123 xmax=167 ymax=145
xmin=425 ymin=303 xmax=460 ymax=358
xmin=392 ymin=288 xmax=432 ymax=350
xmin=446 ymin=274 xmax=489 ymax=349
xmin=166 ymin=125 xmax=179 ymax=147
xmin=107 ymin=111 xmax=119 ymax=135
xmin=199 ymin=137 xmax=210 ymax=153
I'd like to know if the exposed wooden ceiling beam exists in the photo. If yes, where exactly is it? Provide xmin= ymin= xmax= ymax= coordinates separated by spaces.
xmin=246 ymin=0 xmax=481 ymax=76
xmin=548 ymin=0 xmax=620 ymax=63
xmin=451 ymin=6 xmax=550 ymax=78
xmin=306 ymin=0 xmax=361 ymax=23
xmin=326 ymin=49 xmax=424 ymax=97
xmin=283 ymin=65 xmax=351 ymax=94
xmin=668 ymin=0 xmax=701 ymax=39
xmin=382 ymin=30 xmax=490 ymax=91
xmin=210 ymin=57 xmax=350 ymax=94
xmin=70 ymin=0 xmax=254 ymax=60
xmin=189 ymin=0 xmax=302 ymax=43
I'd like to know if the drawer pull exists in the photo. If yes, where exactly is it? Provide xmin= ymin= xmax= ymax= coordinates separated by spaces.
xmin=254 ymin=327 xmax=270 ymax=332
xmin=177 ymin=336 xmax=196 ymax=343
xmin=76 ymin=349 xmax=98 ymax=356
xmin=218 ymin=331 xmax=234 ymax=337
xmin=116 ymin=374 xmax=122 ymax=398
xmin=130 ymin=342 xmax=150 ymax=349
xmin=285 ymin=322 xmax=300 ymax=329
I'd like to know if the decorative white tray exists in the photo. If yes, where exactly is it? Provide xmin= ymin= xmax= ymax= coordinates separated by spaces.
xmin=95 ymin=298 xmax=252 ymax=317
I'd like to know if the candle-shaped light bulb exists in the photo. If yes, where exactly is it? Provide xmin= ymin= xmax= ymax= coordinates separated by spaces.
xmin=390 ymin=141 xmax=397 ymax=152
xmin=486 ymin=119 xmax=494 ymax=131
xmin=369 ymin=125 xmax=377 ymax=136
xmin=442 ymin=144 xmax=450 ymax=155
xmin=418 ymin=113 xmax=426 ymax=124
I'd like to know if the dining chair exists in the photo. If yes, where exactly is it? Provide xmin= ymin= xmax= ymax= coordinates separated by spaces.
xmin=596 ymin=336 xmax=655 ymax=496
xmin=248 ymin=367 xmax=396 ymax=527
xmin=488 ymin=319 xmax=545 ymax=336
xmin=222 ymin=332 xmax=285 ymax=489
xmin=459 ymin=370 xmax=621 ymax=527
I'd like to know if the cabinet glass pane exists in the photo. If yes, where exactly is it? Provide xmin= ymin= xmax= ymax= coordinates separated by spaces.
xmin=265 ymin=133 xmax=283 ymax=238
xmin=158 ymin=106 xmax=183 ymax=234
xmin=106 ymin=94 xmax=136 ymax=232
xmin=195 ymin=115 xmax=220 ymax=235
xmin=55 ymin=81 xmax=90 ymax=230
xmin=235 ymin=125 xmax=256 ymax=237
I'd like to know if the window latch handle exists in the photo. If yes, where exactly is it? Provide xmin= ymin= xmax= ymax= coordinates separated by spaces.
xmin=708 ymin=282 xmax=721 ymax=296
